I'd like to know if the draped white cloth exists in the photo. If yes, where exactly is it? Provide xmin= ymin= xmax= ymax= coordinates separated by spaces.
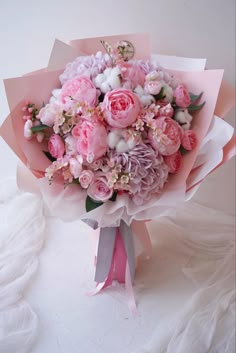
xmin=0 ymin=179 xmax=235 ymax=353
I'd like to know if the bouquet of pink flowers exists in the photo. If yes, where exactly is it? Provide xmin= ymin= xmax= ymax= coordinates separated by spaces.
xmin=1 ymin=34 xmax=235 ymax=312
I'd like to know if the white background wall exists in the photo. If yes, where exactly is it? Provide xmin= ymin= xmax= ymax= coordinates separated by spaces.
xmin=0 ymin=0 xmax=235 ymax=214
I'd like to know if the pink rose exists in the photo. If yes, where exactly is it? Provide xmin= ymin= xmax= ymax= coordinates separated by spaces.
xmin=103 ymin=89 xmax=140 ymax=128
xmin=148 ymin=117 xmax=182 ymax=156
xmin=48 ymin=134 xmax=65 ymax=158
xmin=181 ymin=130 xmax=198 ymax=151
xmin=144 ymin=80 xmax=162 ymax=95
xmin=59 ymin=76 xmax=97 ymax=105
xmin=38 ymin=103 xmax=62 ymax=127
xmin=164 ymin=151 xmax=182 ymax=173
xmin=87 ymin=175 xmax=113 ymax=202
xmin=79 ymin=170 xmax=94 ymax=188
xmin=174 ymin=85 xmax=191 ymax=108
xmin=72 ymin=120 xmax=107 ymax=161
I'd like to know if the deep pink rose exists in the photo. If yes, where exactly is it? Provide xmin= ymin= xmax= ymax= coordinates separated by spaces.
xmin=79 ymin=170 xmax=94 ymax=188
xmin=87 ymin=175 xmax=113 ymax=202
xmin=174 ymin=85 xmax=191 ymax=108
xmin=72 ymin=120 xmax=107 ymax=161
xmin=48 ymin=134 xmax=65 ymax=158
xmin=103 ymin=89 xmax=140 ymax=128
xmin=164 ymin=151 xmax=182 ymax=173
xmin=148 ymin=116 xmax=182 ymax=156
xmin=181 ymin=130 xmax=198 ymax=151
xmin=144 ymin=80 xmax=162 ymax=95
xmin=59 ymin=76 xmax=97 ymax=105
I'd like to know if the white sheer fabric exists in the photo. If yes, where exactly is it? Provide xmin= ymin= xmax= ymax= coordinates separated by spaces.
xmin=134 ymin=203 xmax=235 ymax=353
xmin=0 ymin=179 xmax=235 ymax=353
xmin=0 ymin=180 xmax=45 ymax=353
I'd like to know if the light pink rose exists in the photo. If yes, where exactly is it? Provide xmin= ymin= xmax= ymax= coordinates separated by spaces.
xmin=103 ymin=89 xmax=140 ymax=128
xmin=72 ymin=120 xmax=107 ymax=161
xmin=59 ymin=76 xmax=97 ymax=105
xmin=87 ymin=175 xmax=113 ymax=202
xmin=164 ymin=151 xmax=182 ymax=173
xmin=181 ymin=130 xmax=198 ymax=150
xmin=148 ymin=116 xmax=182 ymax=156
xmin=174 ymin=85 xmax=191 ymax=108
xmin=144 ymin=80 xmax=162 ymax=95
xmin=38 ymin=103 xmax=62 ymax=127
xmin=48 ymin=134 xmax=65 ymax=158
xmin=79 ymin=170 xmax=94 ymax=188
xmin=69 ymin=158 xmax=83 ymax=178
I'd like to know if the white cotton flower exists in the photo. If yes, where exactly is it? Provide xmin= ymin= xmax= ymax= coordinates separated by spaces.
xmin=95 ymin=66 xmax=121 ymax=93
xmin=116 ymin=140 xmax=129 ymax=153
xmin=107 ymin=131 xmax=121 ymax=149
xmin=134 ymin=85 xmax=155 ymax=107
xmin=174 ymin=109 xmax=193 ymax=130
xmin=163 ymin=84 xmax=173 ymax=103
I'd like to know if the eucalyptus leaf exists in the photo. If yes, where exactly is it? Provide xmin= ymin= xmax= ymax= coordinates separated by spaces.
xmin=189 ymin=92 xmax=203 ymax=103
xmin=86 ymin=196 xmax=103 ymax=212
xmin=179 ymin=146 xmax=188 ymax=155
xmin=188 ymin=101 xmax=205 ymax=112
xmin=109 ymin=191 xmax=118 ymax=202
xmin=31 ymin=124 xmax=48 ymax=133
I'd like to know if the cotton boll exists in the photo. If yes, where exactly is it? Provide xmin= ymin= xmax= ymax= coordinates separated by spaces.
xmin=134 ymin=85 xmax=144 ymax=96
xmin=49 ymin=88 xmax=62 ymax=103
xmin=126 ymin=138 xmax=136 ymax=150
xmin=174 ymin=109 xmax=193 ymax=130
xmin=100 ymin=81 xmax=111 ymax=93
xmin=95 ymin=73 xmax=106 ymax=87
xmin=107 ymin=70 xmax=121 ymax=89
xmin=163 ymin=85 xmax=173 ymax=102
xmin=107 ymin=131 xmax=121 ymax=149
xmin=116 ymin=140 xmax=129 ymax=153
xmin=104 ymin=68 xmax=112 ymax=77
xmin=140 ymin=95 xmax=155 ymax=106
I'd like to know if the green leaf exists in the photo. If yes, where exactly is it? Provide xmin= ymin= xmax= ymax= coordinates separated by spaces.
xmin=109 ymin=191 xmax=118 ymax=202
xmin=153 ymin=87 xmax=165 ymax=101
xmin=31 ymin=124 xmax=48 ymax=133
xmin=85 ymin=196 xmax=103 ymax=212
xmin=189 ymin=92 xmax=203 ymax=104
xmin=188 ymin=101 xmax=205 ymax=112
xmin=43 ymin=151 xmax=57 ymax=162
xmin=179 ymin=146 xmax=188 ymax=155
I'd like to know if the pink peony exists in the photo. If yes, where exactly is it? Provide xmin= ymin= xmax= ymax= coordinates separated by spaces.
xmin=72 ymin=120 xmax=107 ymax=161
xmin=48 ymin=134 xmax=65 ymax=158
xmin=38 ymin=103 xmax=63 ymax=127
xmin=79 ymin=170 xmax=94 ymax=188
xmin=148 ymin=116 xmax=182 ymax=156
xmin=144 ymin=80 xmax=162 ymax=95
xmin=164 ymin=151 xmax=182 ymax=173
xmin=59 ymin=76 xmax=97 ymax=105
xmin=103 ymin=89 xmax=140 ymax=128
xmin=181 ymin=130 xmax=198 ymax=151
xmin=87 ymin=175 xmax=113 ymax=202
xmin=174 ymin=85 xmax=191 ymax=108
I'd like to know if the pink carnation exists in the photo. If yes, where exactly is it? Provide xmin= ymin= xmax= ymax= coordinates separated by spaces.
xmin=72 ymin=120 xmax=107 ymax=161
xmin=103 ymin=89 xmax=140 ymax=128
xmin=87 ymin=175 xmax=113 ymax=202
xmin=48 ymin=134 xmax=65 ymax=158
xmin=181 ymin=130 xmax=198 ymax=151
xmin=148 ymin=116 xmax=182 ymax=156
xmin=118 ymin=62 xmax=145 ymax=89
xmin=174 ymin=85 xmax=191 ymax=108
xmin=164 ymin=151 xmax=182 ymax=173
xmin=59 ymin=76 xmax=97 ymax=105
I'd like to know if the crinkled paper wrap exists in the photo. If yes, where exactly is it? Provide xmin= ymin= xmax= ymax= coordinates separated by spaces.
xmin=0 ymin=33 xmax=235 ymax=227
